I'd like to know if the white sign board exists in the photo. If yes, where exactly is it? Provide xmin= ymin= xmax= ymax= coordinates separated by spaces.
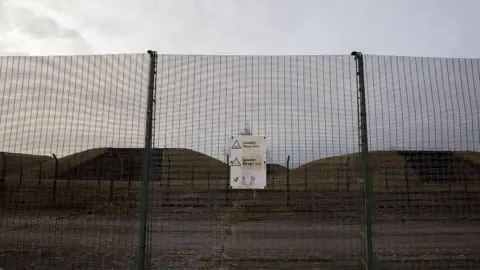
xmin=229 ymin=135 xmax=267 ymax=189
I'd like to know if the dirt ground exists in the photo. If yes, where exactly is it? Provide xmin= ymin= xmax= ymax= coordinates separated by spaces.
xmin=147 ymin=209 xmax=480 ymax=269
xmin=0 ymin=210 xmax=139 ymax=269
xmin=1 ymin=202 xmax=479 ymax=270
xmin=0 ymin=190 xmax=479 ymax=269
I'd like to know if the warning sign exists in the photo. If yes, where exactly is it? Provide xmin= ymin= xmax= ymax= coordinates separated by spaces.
xmin=232 ymin=140 xmax=242 ymax=149
xmin=229 ymin=135 xmax=267 ymax=189
xmin=231 ymin=157 xmax=241 ymax=166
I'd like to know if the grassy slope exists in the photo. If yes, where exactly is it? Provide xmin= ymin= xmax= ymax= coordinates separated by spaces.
xmin=5 ymin=148 xmax=111 ymax=182
xmin=3 ymin=148 xmax=480 ymax=194
xmin=267 ymin=164 xmax=288 ymax=175
xmin=1 ymin=148 xmax=480 ymax=210
xmin=157 ymin=148 xmax=228 ymax=190
xmin=273 ymin=150 xmax=480 ymax=192
xmin=271 ymin=151 xmax=418 ymax=191
xmin=1 ymin=152 xmax=53 ymax=174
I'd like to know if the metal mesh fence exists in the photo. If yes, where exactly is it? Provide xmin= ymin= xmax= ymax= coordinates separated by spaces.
xmin=1 ymin=52 xmax=479 ymax=270
xmin=0 ymin=54 xmax=150 ymax=269
xmin=364 ymin=55 xmax=480 ymax=269
xmin=147 ymin=55 xmax=365 ymax=269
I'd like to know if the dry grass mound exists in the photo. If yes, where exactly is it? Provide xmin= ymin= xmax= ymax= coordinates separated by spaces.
xmin=272 ymin=150 xmax=480 ymax=193
xmin=267 ymin=164 xmax=288 ymax=175
xmin=1 ymin=148 xmax=148 ymax=210
xmin=398 ymin=150 xmax=480 ymax=192
xmin=158 ymin=148 xmax=228 ymax=190
xmin=1 ymin=152 xmax=53 ymax=175
xmin=454 ymin=151 xmax=480 ymax=167
xmin=4 ymin=147 xmax=479 ymax=202
xmin=4 ymin=147 xmax=227 ymax=188
xmin=266 ymin=163 xmax=289 ymax=189
xmin=5 ymin=148 xmax=111 ymax=183
xmin=271 ymin=151 xmax=417 ymax=192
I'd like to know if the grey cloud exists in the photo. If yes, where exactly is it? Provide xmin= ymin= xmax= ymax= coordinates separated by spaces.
xmin=1 ymin=5 xmax=94 ymax=55
xmin=8 ymin=7 xmax=74 ymax=39
xmin=26 ymin=15 xmax=70 ymax=38
xmin=2 ymin=0 xmax=479 ymax=57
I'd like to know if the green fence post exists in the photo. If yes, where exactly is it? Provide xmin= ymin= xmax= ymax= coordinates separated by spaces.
xmin=286 ymin=155 xmax=290 ymax=206
xmin=0 ymin=153 xmax=5 ymax=200
xmin=37 ymin=160 xmax=42 ymax=185
xmin=166 ymin=157 xmax=171 ymax=204
xmin=138 ymin=50 xmax=158 ymax=270
xmin=52 ymin=153 xmax=58 ymax=203
xmin=18 ymin=162 xmax=23 ymax=189
xmin=352 ymin=51 xmax=374 ymax=269
xmin=346 ymin=156 xmax=351 ymax=191
xmin=226 ymin=155 xmax=230 ymax=205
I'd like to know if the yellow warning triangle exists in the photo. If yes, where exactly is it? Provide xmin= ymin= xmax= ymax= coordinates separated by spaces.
xmin=232 ymin=140 xmax=241 ymax=149
xmin=231 ymin=157 xmax=241 ymax=166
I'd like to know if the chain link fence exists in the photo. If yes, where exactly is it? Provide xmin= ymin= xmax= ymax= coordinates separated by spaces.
xmin=0 ymin=52 xmax=479 ymax=269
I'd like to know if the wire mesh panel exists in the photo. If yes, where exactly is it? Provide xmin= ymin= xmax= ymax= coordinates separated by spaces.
xmin=147 ymin=55 xmax=365 ymax=269
xmin=364 ymin=55 xmax=480 ymax=269
xmin=7 ymin=52 xmax=477 ymax=269
xmin=0 ymin=54 xmax=150 ymax=269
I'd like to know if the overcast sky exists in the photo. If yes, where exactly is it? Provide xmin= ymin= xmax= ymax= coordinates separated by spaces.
xmin=1 ymin=0 xmax=479 ymax=166
xmin=1 ymin=0 xmax=480 ymax=57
